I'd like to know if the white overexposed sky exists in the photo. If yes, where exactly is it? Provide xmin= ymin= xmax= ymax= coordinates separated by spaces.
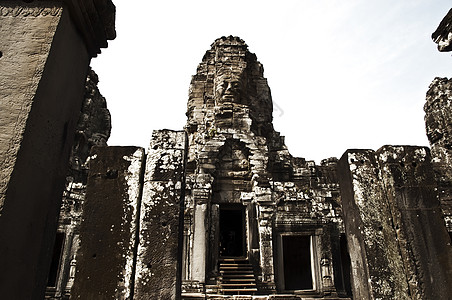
xmin=91 ymin=1 xmax=452 ymax=163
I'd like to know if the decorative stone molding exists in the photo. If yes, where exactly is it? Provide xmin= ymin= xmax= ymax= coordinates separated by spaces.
xmin=0 ymin=5 xmax=61 ymax=16
xmin=2 ymin=0 xmax=116 ymax=56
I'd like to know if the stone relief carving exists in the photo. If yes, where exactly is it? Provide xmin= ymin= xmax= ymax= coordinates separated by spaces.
xmin=214 ymin=74 xmax=244 ymax=105
xmin=0 ymin=5 xmax=62 ymax=17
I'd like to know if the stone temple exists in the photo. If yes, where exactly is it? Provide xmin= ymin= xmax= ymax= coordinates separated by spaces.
xmin=0 ymin=1 xmax=452 ymax=300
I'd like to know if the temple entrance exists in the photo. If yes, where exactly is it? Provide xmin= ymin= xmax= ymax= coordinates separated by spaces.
xmin=282 ymin=235 xmax=313 ymax=290
xmin=219 ymin=207 xmax=245 ymax=257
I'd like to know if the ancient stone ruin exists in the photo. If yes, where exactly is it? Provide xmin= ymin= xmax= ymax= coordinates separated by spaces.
xmin=49 ymin=32 xmax=452 ymax=299
xmin=0 ymin=1 xmax=451 ymax=299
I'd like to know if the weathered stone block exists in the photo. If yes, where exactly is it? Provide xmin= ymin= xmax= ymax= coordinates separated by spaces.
xmin=134 ymin=130 xmax=186 ymax=300
xmin=377 ymin=145 xmax=452 ymax=299
xmin=337 ymin=149 xmax=410 ymax=300
xmin=71 ymin=146 xmax=144 ymax=299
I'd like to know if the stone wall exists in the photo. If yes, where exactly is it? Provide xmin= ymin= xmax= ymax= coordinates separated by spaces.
xmin=338 ymin=146 xmax=452 ymax=300
xmin=0 ymin=1 xmax=115 ymax=298
xmin=134 ymin=130 xmax=186 ymax=299
xmin=71 ymin=146 xmax=144 ymax=299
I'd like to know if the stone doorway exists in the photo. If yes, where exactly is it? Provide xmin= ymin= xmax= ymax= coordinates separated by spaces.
xmin=281 ymin=235 xmax=313 ymax=291
xmin=219 ymin=207 xmax=245 ymax=257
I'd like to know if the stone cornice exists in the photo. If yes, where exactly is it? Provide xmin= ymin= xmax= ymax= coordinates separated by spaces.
xmin=432 ymin=8 xmax=452 ymax=52
xmin=3 ymin=0 xmax=116 ymax=57
xmin=63 ymin=0 xmax=116 ymax=57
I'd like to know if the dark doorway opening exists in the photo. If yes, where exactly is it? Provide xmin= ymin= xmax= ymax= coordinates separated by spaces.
xmin=47 ymin=232 xmax=65 ymax=287
xmin=219 ymin=208 xmax=245 ymax=257
xmin=340 ymin=234 xmax=353 ymax=297
xmin=282 ymin=235 xmax=313 ymax=290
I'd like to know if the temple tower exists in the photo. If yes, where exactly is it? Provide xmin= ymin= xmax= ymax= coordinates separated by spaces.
xmin=183 ymin=36 xmax=279 ymax=293
xmin=132 ymin=36 xmax=346 ymax=299
xmin=178 ymin=36 xmax=345 ymax=297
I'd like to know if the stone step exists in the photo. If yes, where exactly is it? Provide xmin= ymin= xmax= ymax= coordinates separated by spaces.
xmin=220 ymin=270 xmax=254 ymax=275
xmin=217 ymin=258 xmax=258 ymax=295
xmin=221 ymin=278 xmax=256 ymax=282
xmin=219 ymin=258 xmax=248 ymax=262
xmin=220 ymin=288 xmax=258 ymax=293
xmin=220 ymin=283 xmax=257 ymax=287
xmin=219 ymin=266 xmax=253 ymax=270
xmin=219 ymin=263 xmax=252 ymax=266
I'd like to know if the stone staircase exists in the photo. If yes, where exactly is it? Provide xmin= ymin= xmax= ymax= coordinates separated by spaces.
xmin=218 ymin=258 xmax=258 ymax=295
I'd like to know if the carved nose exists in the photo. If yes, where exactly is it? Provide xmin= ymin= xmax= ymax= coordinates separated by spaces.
xmin=225 ymin=82 xmax=232 ymax=93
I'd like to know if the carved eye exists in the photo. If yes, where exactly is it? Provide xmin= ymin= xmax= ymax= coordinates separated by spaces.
xmin=231 ymin=81 xmax=241 ymax=89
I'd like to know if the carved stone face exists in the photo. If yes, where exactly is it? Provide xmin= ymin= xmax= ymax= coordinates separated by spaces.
xmin=215 ymin=75 xmax=242 ymax=104
xmin=217 ymin=146 xmax=250 ymax=179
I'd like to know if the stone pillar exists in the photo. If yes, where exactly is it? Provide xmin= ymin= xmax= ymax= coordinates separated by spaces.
xmin=337 ymin=149 xmax=410 ymax=300
xmin=192 ymin=202 xmax=207 ymax=283
xmin=70 ymin=146 xmax=144 ymax=299
xmin=377 ymin=146 xmax=452 ymax=299
xmin=183 ymin=174 xmax=212 ymax=292
xmin=318 ymin=226 xmax=337 ymax=296
xmin=134 ymin=130 xmax=186 ymax=300
xmin=0 ymin=1 xmax=115 ymax=298
xmin=256 ymin=188 xmax=276 ymax=292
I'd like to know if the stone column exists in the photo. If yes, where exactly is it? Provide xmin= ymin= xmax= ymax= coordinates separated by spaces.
xmin=192 ymin=202 xmax=208 ymax=283
xmin=70 ymin=146 xmax=144 ymax=299
xmin=134 ymin=130 xmax=186 ymax=300
xmin=0 ymin=1 xmax=115 ymax=298
xmin=318 ymin=226 xmax=337 ymax=296
xmin=256 ymin=187 xmax=276 ymax=292
xmin=337 ymin=149 xmax=410 ymax=300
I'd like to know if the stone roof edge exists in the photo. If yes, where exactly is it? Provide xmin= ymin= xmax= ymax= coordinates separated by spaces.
xmin=63 ymin=0 xmax=116 ymax=57
xmin=432 ymin=8 xmax=452 ymax=52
